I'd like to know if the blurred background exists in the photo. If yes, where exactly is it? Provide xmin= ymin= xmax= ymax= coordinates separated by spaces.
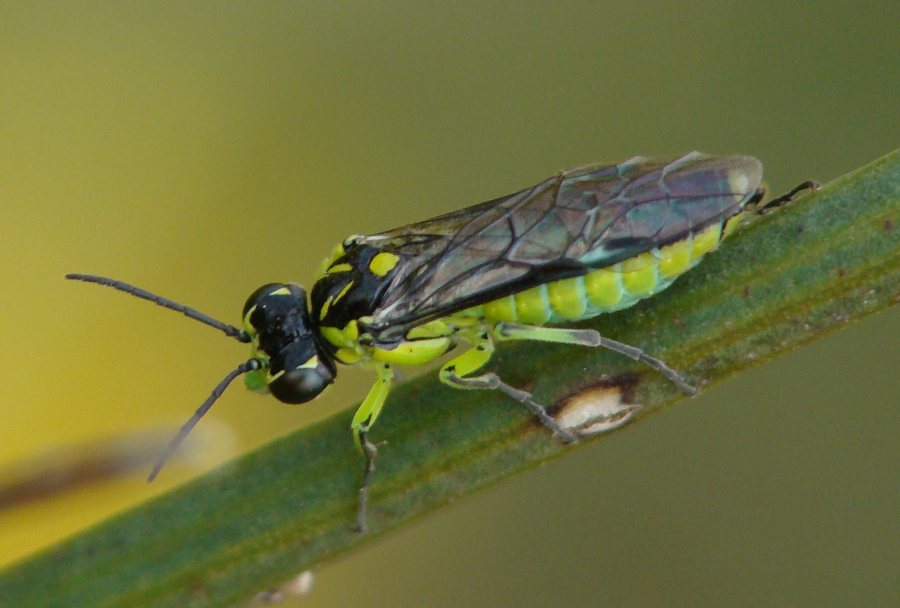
xmin=0 ymin=2 xmax=897 ymax=606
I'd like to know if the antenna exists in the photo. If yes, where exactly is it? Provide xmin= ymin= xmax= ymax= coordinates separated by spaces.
xmin=148 ymin=359 xmax=262 ymax=482
xmin=66 ymin=273 xmax=264 ymax=479
xmin=65 ymin=273 xmax=251 ymax=342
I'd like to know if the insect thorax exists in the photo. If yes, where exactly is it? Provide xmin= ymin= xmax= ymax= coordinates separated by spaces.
xmin=310 ymin=241 xmax=456 ymax=368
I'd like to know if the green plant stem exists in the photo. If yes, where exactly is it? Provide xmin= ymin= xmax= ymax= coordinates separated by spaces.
xmin=1 ymin=150 xmax=897 ymax=608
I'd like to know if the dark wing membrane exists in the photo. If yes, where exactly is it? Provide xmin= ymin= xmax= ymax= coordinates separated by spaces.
xmin=357 ymin=152 xmax=762 ymax=338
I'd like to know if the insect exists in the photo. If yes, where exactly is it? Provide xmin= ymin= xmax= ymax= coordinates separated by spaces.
xmin=67 ymin=152 xmax=815 ymax=531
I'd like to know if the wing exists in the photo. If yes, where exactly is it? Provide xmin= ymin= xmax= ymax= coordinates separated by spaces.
xmin=355 ymin=152 xmax=762 ymax=339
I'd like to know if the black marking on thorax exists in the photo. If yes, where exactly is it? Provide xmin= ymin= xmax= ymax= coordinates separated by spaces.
xmin=310 ymin=244 xmax=398 ymax=331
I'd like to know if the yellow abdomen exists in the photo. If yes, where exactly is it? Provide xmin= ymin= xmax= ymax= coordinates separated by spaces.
xmin=458 ymin=222 xmax=726 ymax=325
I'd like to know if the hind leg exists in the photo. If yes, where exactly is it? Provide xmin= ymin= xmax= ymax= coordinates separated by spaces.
xmin=494 ymin=322 xmax=697 ymax=395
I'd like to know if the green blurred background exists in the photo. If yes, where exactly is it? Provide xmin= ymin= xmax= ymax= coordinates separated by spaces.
xmin=1 ymin=2 xmax=897 ymax=606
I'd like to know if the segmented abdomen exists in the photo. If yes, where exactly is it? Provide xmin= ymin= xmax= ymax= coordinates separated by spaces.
xmin=455 ymin=220 xmax=730 ymax=325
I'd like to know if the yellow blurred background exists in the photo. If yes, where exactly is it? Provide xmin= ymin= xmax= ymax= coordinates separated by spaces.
xmin=1 ymin=2 xmax=897 ymax=606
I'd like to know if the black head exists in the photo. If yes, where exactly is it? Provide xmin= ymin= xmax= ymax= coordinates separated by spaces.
xmin=66 ymin=272 xmax=340 ymax=482
xmin=242 ymin=283 xmax=336 ymax=404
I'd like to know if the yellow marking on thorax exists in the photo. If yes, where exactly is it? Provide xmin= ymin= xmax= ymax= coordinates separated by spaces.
xmin=320 ymin=321 xmax=364 ymax=364
xmin=318 ymin=295 xmax=334 ymax=320
xmin=369 ymin=252 xmax=400 ymax=277
xmin=372 ymin=319 xmax=455 ymax=366
xmin=321 ymin=318 xmax=454 ymax=367
xmin=318 ymin=241 xmax=347 ymax=277
xmin=317 ymin=260 xmax=355 ymax=323
xmin=335 ymin=347 xmax=363 ymax=364
xmin=372 ymin=337 xmax=452 ymax=366
xmin=332 ymin=280 xmax=354 ymax=305
xmin=320 ymin=321 xmax=359 ymax=348
xmin=327 ymin=263 xmax=353 ymax=274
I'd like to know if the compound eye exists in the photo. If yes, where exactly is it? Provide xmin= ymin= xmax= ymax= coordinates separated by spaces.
xmin=269 ymin=365 xmax=334 ymax=404
xmin=242 ymin=283 xmax=286 ymax=318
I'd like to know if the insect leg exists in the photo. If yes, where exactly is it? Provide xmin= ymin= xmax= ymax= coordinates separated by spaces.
xmin=350 ymin=363 xmax=394 ymax=533
xmin=494 ymin=322 xmax=698 ymax=396
xmin=439 ymin=329 xmax=577 ymax=443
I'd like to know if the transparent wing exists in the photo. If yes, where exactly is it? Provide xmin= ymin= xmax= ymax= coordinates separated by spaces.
xmin=356 ymin=152 xmax=762 ymax=339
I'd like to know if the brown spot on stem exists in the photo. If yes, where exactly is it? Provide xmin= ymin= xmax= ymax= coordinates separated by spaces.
xmin=555 ymin=377 xmax=640 ymax=436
